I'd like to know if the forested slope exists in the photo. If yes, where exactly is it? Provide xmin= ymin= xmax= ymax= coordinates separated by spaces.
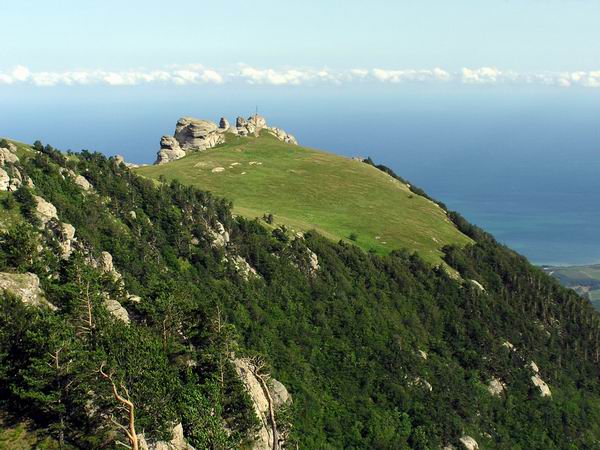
xmin=1 ymin=139 xmax=599 ymax=449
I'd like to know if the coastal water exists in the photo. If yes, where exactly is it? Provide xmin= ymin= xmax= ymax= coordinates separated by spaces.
xmin=2 ymin=84 xmax=599 ymax=265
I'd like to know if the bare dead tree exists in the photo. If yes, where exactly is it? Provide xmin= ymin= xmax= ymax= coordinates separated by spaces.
xmin=99 ymin=363 xmax=139 ymax=450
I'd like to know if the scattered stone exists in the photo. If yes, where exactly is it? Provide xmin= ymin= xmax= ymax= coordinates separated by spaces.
xmin=127 ymin=294 xmax=142 ymax=303
xmin=531 ymin=374 xmax=552 ymax=397
xmin=0 ymin=272 xmax=56 ymax=310
xmin=34 ymin=195 xmax=58 ymax=226
xmin=459 ymin=435 xmax=479 ymax=450
xmin=418 ymin=350 xmax=428 ymax=360
xmin=156 ymin=135 xmax=186 ymax=165
xmin=487 ymin=377 xmax=505 ymax=396
xmin=115 ymin=155 xmax=125 ymax=165
xmin=529 ymin=361 xmax=539 ymax=374
xmin=307 ymin=248 xmax=320 ymax=273
xmin=211 ymin=167 xmax=225 ymax=173
xmin=129 ymin=210 xmax=137 ymax=219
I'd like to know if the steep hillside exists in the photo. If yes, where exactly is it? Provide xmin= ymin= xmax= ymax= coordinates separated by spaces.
xmin=136 ymin=132 xmax=471 ymax=264
xmin=544 ymin=264 xmax=600 ymax=310
xmin=1 ymin=138 xmax=600 ymax=449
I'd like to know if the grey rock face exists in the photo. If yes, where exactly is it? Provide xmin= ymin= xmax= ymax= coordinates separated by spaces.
xmin=34 ymin=196 xmax=58 ymax=226
xmin=155 ymin=136 xmax=186 ymax=165
xmin=0 ymin=168 xmax=9 ymax=191
xmin=0 ymin=272 xmax=56 ymax=310
xmin=0 ymin=147 xmax=19 ymax=166
xmin=174 ymin=117 xmax=224 ymax=151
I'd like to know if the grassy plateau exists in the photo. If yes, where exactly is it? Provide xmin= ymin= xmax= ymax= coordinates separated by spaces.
xmin=136 ymin=132 xmax=470 ymax=265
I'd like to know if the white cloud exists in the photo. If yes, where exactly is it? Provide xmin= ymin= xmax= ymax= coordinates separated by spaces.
xmin=1 ymin=64 xmax=599 ymax=88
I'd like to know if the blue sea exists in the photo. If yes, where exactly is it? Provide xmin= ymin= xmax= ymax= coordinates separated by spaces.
xmin=2 ymin=84 xmax=599 ymax=265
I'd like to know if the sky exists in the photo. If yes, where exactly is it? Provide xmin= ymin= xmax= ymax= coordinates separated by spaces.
xmin=1 ymin=0 xmax=600 ymax=88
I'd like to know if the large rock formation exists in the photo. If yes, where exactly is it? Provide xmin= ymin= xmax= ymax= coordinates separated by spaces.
xmin=154 ymin=115 xmax=298 ymax=164
xmin=174 ymin=117 xmax=225 ymax=151
xmin=0 ymin=272 xmax=56 ymax=310
xmin=34 ymin=195 xmax=58 ymax=226
xmin=156 ymin=136 xmax=186 ymax=165
xmin=234 ymin=358 xmax=291 ymax=450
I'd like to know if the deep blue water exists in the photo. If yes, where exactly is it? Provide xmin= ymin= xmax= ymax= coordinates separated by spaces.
xmin=1 ymin=85 xmax=599 ymax=265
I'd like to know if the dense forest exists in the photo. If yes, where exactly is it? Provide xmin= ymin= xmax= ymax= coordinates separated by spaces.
xmin=1 ymin=140 xmax=600 ymax=449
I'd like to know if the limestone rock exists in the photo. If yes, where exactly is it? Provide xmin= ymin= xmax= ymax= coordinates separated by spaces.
xmin=270 ymin=378 xmax=291 ymax=408
xmin=74 ymin=174 xmax=93 ymax=191
xmin=104 ymin=298 xmax=130 ymax=323
xmin=487 ymin=377 xmax=505 ymax=396
xmin=209 ymin=221 xmax=230 ymax=248
xmin=502 ymin=341 xmax=515 ymax=351
xmin=219 ymin=117 xmax=230 ymax=130
xmin=34 ymin=195 xmax=58 ymax=226
xmin=231 ymin=255 xmax=259 ymax=280
xmin=236 ymin=116 xmax=248 ymax=127
xmin=234 ymin=358 xmax=291 ymax=450
xmin=4 ymin=142 xmax=17 ymax=153
xmin=459 ymin=435 xmax=479 ymax=450
xmin=7 ymin=167 xmax=22 ymax=191
xmin=0 ymin=147 xmax=19 ymax=165
xmin=139 ymin=423 xmax=195 ymax=450
xmin=268 ymin=127 xmax=298 ymax=145
xmin=0 ymin=168 xmax=9 ymax=191
xmin=174 ymin=117 xmax=224 ymax=151
xmin=0 ymin=272 xmax=56 ymax=310
xmin=469 ymin=279 xmax=485 ymax=291
xmin=115 ymin=155 xmax=125 ymax=165
xmin=248 ymin=114 xmax=267 ymax=130
xmin=49 ymin=222 xmax=76 ymax=258
xmin=418 ymin=349 xmax=428 ymax=360
xmin=100 ymin=251 xmax=114 ymax=273
xmin=156 ymin=135 xmax=186 ymax=165
xmin=307 ymin=248 xmax=320 ymax=273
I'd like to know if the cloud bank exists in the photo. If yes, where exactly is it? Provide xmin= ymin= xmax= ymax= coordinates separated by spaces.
xmin=1 ymin=64 xmax=599 ymax=88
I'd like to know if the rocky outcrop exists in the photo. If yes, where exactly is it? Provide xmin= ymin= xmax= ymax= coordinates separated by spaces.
xmin=0 ymin=272 xmax=56 ymax=310
xmin=209 ymin=221 xmax=230 ymax=248
xmin=174 ymin=117 xmax=225 ymax=151
xmin=154 ymin=115 xmax=298 ymax=164
xmin=0 ymin=147 xmax=19 ymax=166
xmin=529 ymin=361 xmax=551 ymax=397
xmin=139 ymin=423 xmax=195 ymax=450
xmin=230 ymin=255 xmax=259 ymax=280
xmin=48 ymin=221 xmax=77 ymax=258
xmin=156 ymin=136 xmax=186 ymax=165
xmin=267 ymin=127 xmax=297 ymax=145
xmin=34 ymin=195 xmax=58 ymax=226
xmin=0 ymin=168 xmax=9 ymax=191
xmin=104 ymin=297 xmax=130 ymax=324
xmin=459 ymin=435 xmax=479 ymax=450
xmin=234 ymin=358 xmax=291 ymax=450
xmin=487 ymin=377 xmax=505 ymax=396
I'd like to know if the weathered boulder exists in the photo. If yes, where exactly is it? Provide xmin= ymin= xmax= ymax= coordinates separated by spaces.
xmin=209 ymin=221 xmax=230 ymax=248
xmin=487 ymin=377 xmax=505 ymax=396
xmin=48 ymin=221 xmax=77 ymax=258
xmin=114 ymin=155 xmax=125 ymax=165
xmin=248 ymin=114 xmax=267 ymax=130
xmin=72 ymin=174 xmax=92 ymax=191
xmin=99 ymin=251 xmax=114 ymax=273
xmin=230 ymin=255 xmax=259 ymax=281
xmin=104 ymin=298 xmax=130 ymax=323
xmin=156 ymin=136 xmax=186 ymax=165
xmin=139 ymin=423 xmax=195 ymax=450
xmin=0 ymin=147 xmax=19 ymax=165
xmin=469 ymin=279 xmax=485 ymax=291
xmin=417 ymin=349 xmax=428 ymax=360
xmin=0 ymin=168 xmax=9 ymax=191
xmin=459 ymin=435 xmax=479 ymax=450
xmin=270 ymin=378 xmax=291 ymax=408
xmin=34 ymin=195 xmax=58 ymax=226
xmin=268 ymin=127 xmax=298 ymax=145
xmin=0 ymin=272 xmax=56 ymax=310
xmin=174 ymin=117 xmax=224 ymax=151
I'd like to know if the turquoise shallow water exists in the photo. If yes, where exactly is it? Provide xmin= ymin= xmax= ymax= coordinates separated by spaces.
xmin=1 ymin=85 xmax=599 ymax=265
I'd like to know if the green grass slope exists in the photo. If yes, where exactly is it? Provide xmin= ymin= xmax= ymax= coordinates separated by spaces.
xmin=543 ymin=264 xmax=600 ymax=310
xmin=136 ymin=133 xmax=471 ymax=264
